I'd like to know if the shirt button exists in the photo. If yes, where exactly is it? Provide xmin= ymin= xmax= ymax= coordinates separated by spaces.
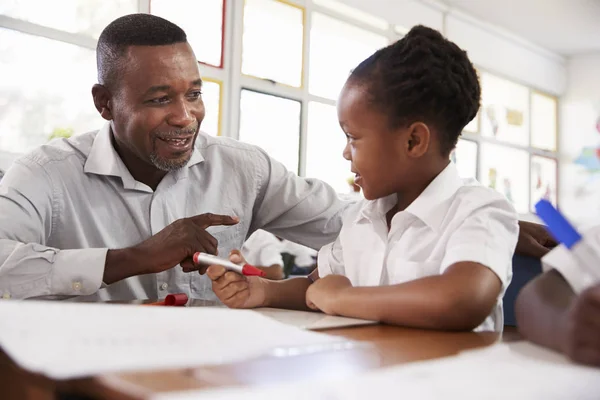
xmin=72 ymin=281 xmax=82 ymax=291
xmin=160 ymin=283 xmax=168 ymax=290
xmin=2 ymin=292 xmax=10 ymax=299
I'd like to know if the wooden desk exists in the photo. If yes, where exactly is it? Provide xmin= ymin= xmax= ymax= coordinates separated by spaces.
xmin=0 ymin=318 xmax=522 ymax=400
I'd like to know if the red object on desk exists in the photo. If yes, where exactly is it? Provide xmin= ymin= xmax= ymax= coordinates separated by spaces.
xmin=145 ymin=293 xmax=189 ymax=306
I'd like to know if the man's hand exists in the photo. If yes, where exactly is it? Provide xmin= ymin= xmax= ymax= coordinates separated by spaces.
xmin=104 ymin=213 xmax=238 ymax=284
xmin=516 ymin=221 xmax=558 ymax=259
xmin=206 ymin=250 xmax=267 ymax=309
xmin=306 ymin=274 xmax=352 ymax=314
xmin=562 ymin=284 xmax=600 ymax=367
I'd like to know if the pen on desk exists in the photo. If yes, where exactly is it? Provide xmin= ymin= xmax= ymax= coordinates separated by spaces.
xmin=145 ymin=293 xmax=189 ymax=306
xmin=193 ymin=252 xmax=266 ymax=277
xmin=535 ymin=199 xmax=600 ymax=272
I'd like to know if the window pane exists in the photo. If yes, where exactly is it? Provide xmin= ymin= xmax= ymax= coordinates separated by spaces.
xmin=480 ymin=143 xmax=529 ymax=213
xmin=480 ymin=72 xmax=530 ymax=147
xmin=0 ymin=29 xmax=104 ymax=154
xmin=151 ymin=0 xmax=223 ymax=67
xmin=309 ymin=12 xmax=388 ymax=100
xmin=200 ymin=80 xmax=221 ymax=136
xmin=242 ymin=0 xmax=304 ymax=87
xmin=531 ymin=92 xmax=557 ymax=151
xmin=0 ymin=0 xmax=137 ymax=39
xmin=305 ymin=101 xmax=350 ymax=193
xmin=463 ymin=113 xmax=479 ymax=134
xmin=238 ymin=90 xmax=301 ymax=174
xmin=531 ymin=156 xmax=557 ymax=210
xmin=451 ymin=139 xmax=477 ymax=179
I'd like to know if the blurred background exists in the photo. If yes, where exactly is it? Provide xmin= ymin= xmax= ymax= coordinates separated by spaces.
xmin=0 ymin=0 xmax=599 ymax=227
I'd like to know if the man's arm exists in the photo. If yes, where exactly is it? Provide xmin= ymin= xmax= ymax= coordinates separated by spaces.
xmin=249 ymin=150 xmax=351 ymax=250
xmin=516 ymin=221 xmax=558 ymax=259
xmin=0 ymin=159 xmax=239 ymax=299
xmin=0 ymin=159 xmax=108 ymax=299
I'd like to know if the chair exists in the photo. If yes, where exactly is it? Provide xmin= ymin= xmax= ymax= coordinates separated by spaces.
xmin=503 ymin=254 xmax=543 ymax=326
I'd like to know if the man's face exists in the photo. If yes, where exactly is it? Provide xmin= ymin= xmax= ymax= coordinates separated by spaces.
xmin=109 ymin=42 xmax=205 ymax=172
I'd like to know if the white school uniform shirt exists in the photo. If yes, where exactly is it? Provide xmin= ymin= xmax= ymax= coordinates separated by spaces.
xmin=318 ymin=163 xmax=519 ymax=332
xmin=242 ymin=230 xmax=284 ymax=267
xmin=542 ymin=226 xmax=600 ymax=294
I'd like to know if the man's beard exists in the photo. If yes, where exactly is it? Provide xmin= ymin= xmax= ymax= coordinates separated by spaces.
xmin=149 ymin=123 xmax=198 ymax=172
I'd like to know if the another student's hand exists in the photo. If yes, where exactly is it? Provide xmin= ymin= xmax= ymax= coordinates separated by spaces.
xmin=515 ymin=221 xmax=558 ymax=259
xmin=306 ymin=274 xmax=352 ymax=315
xmin=206 ymin=250 xmax=267 ymax=309
xmin=562 ymin=284 xmax=600 ymax=366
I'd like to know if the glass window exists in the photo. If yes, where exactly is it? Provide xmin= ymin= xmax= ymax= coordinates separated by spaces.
xmin=480 ymin=72 xmax=530 ymax=147
xmin=463 ymin=113 xmax=479 ymax=134
xmin=531 ymin=156 xmax=557 ymax=210
xmin=242 ymin=0 xmax=304 ymax=87
xmin=451 ymin=139 xmax=478 ymax=179
xmin=0 ymin=0 xmax=137 ymax=39
xmin=200 ymin=80 xmax=222 ymax=136
xmin=480 ymin=143 xmax=530 ymax=213
xmin=531 ymin=92 xmax=558 ymax=151
xmin=238 ymin=89 xmax=301 ymax=174
xmin=309 ymin=12 xmax=388 ymax=100
xmin=151 ymin=0 xmax=224 ymax=67
xmin=305 ymin=101 xmax=350 ymax=193
xmin=0 ymin=29 xmax=104 ymax=154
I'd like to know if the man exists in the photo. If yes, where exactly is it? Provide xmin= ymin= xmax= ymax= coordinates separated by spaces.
xmin=0 ymin=14 xmax=553 ymax=301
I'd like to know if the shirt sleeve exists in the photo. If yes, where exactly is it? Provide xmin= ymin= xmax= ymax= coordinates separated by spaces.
xmin=249 ymin=149 xmax=352 ymax=250
xmin=317 ymin=235 xmax=345 ymax=278
xmin=241 ymin=230 xmax=283 ymax=267
xmin=441 ymin=196 xmax=519 ymax=291
xmin=542 ymin=226 xmax=600 ymax=294
xmin=0 ymin=158 xmax=107 ymax=299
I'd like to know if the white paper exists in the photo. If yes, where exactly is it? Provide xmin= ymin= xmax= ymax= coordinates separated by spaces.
xmin=253 ymin=307 xmax=376 ymax=330
xmin=154 ymin=342 xmax=600 ymax=400
xmin=0 ymin=301 xmax=351 ymax=380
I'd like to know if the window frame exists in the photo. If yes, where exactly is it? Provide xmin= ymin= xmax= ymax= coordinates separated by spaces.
xmin=0 ymin=0 xmax=560 ymax=210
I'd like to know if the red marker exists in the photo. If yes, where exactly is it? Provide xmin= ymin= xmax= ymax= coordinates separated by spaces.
xmin=145 ymin=293 xmax=189 ymax=306
xmin=193 ymin=252 xmax=266 ymax=277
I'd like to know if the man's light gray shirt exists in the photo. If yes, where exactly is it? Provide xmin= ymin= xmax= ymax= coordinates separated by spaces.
xmin=0 ymin=123 xmax=347 ymax=300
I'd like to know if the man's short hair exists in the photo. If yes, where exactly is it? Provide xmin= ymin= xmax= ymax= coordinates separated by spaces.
xmin=97 ymin=13 xmax=188 ymax=91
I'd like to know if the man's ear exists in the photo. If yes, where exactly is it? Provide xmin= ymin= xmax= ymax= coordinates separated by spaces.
xmin=92 ymin=84 xmax=113 ymax=121
xmin=405 ymin=122 xmax=431 ymax=158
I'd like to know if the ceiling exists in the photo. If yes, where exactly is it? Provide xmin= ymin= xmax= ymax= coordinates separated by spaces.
xmin=438 ymin=0 xmax=600 ymax=56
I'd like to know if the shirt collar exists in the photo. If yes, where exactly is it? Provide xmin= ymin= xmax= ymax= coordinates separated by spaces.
xmin=84 ymin=122 xmax=205 ymax=190
xmin=354 ymin=162 xmax=464 ymax=232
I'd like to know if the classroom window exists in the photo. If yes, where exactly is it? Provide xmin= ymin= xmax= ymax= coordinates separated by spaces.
xmin=151 ymin=0 xmax=224 ymax=67
xmin=200 ymin=79 xmax=222 ymax=136
xmin=480 ymin=72 xmax=530 ymax=147
xmin=238 ymin=89 xmax=301 ymax=174
xmin=309 ymin=12 xmax=388 ymax=100
xmin=530 ymin=156 xmax=557 ymax=210
xmin=479 ymin=143 xmax=530 ymax=213
xmin=305 ymin=101 xmax=351 ymax=193
xmin=0 ymin=0 xmax=137 ymax=38
xmin=0 ymin=28 xmax=103 ymax=153
xmin=451 ymin=139 xmax=478 ymax=179
xmin=241 ymin=0 xmax=304 ymax=87
xmin=530 ymin=92 xmax=558 ymax=152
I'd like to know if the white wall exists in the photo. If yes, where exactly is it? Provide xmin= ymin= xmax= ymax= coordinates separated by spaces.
xmin=445 ymin=12 xmax=567 ymax=96
xmin=0 ymin=150 xmax=20 ymax=172
xmin=341 ymin=0 xmax=567 ymax=95
xmin=558 ymin=54 xmax=600 ymax=228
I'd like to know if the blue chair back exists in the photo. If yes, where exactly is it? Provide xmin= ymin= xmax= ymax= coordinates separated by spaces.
xmin=503 ymin=254 xmax=542 ymax=326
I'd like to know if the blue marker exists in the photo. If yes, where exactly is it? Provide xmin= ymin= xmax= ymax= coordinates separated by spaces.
xmin=535 ymin=199 xmax=600 ymax=279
